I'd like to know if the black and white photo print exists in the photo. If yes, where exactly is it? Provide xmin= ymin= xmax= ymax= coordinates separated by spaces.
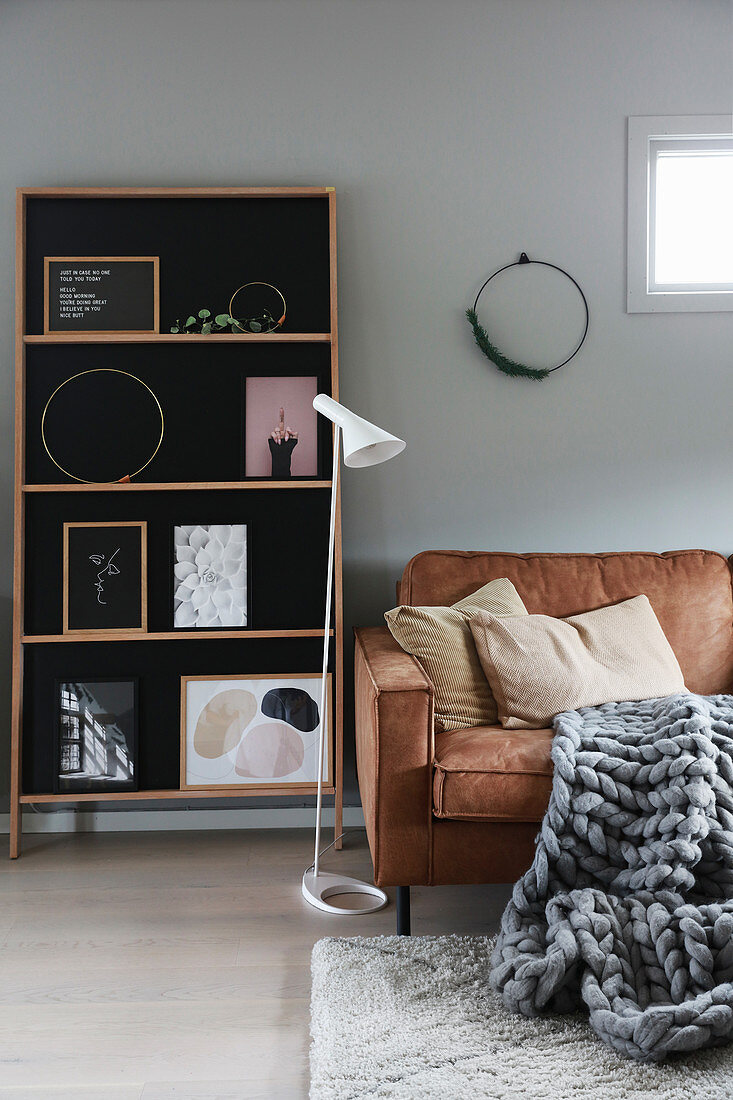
xmin=56 ymin=679 xmax=138 ymax=794
xmin=173 ymin=524 xmax=249 ymax=629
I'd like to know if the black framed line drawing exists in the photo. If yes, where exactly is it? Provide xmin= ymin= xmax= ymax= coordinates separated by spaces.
xmin=55 ymin=679 xmax=139 ymax=794
xmin=63 ymin=521 xmax=147 ymax=634
xmin=172 ymin=524 xmax=250 ymax=629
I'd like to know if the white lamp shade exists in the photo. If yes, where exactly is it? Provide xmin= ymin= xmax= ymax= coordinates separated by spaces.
xmin=312 ymin=394 xmax=406 ymax=468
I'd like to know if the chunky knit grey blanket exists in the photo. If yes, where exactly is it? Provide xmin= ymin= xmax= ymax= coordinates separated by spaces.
xmin=491 ymin=693 xmax=733 ymax=1061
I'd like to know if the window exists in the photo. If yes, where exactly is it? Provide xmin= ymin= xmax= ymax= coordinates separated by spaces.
xmin=627 ymin=115 xmax=733 ymax=312
xmin=59 ymin=685 xmax=82 ymax=774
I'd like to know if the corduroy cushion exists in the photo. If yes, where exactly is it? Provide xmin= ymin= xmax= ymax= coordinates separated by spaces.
xmin=384 ymin=578 xmax=528 ymax=730
xmin=469 ymin=594 xmax=686 ymax=729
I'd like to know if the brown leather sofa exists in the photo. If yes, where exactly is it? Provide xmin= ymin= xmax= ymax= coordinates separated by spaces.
xmin=354 ymin=550 xmax=733 ymax=933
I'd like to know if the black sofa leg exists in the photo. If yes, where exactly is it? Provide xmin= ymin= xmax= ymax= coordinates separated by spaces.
xmin=396 ymin=886 xmax=411 ymax=935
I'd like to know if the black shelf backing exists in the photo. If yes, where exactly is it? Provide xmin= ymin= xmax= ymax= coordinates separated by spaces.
xmin=25 ymin=342 xmax=333 ymax=485
xmin=25 ymin=195 xmax=331 ymax=335
xmin=25 ymin=488 xmax=332 ymax=636
xmin=22 ymin=637 xmax=334 ymax=795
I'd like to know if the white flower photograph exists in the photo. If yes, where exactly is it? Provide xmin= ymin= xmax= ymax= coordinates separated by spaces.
xmin=173 ymin=524 xmax=248 ymax=629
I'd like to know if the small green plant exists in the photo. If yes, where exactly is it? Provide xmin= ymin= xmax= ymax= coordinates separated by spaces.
xmin=170 ymin=307 xmax=283 ymax=335
xmin=231 ymin=308 xmax=279 ymax=334
xmin=170 ymin=309 xmax=236 ymax=335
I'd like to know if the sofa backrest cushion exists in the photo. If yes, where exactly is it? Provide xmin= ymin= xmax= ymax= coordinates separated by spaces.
xmin=470 ymin=595 xmax=686 ymax=728
xmin=397 ymin=551 xmax=733 ymax=696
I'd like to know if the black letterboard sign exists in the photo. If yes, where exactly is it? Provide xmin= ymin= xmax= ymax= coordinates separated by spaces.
xmin=44 ymin=256 xmax=159 ymax=334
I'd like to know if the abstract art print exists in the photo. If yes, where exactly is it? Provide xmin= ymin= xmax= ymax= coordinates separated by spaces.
xmin=180 ymin=674 xmax=332 ymax=791
xmin=55 ymin=679 xmax=138 ymax=794
xmin=244 ymin=375 xmax=319 ymax=478
xmin=63 ymin=521 xmax=147 ymax=634
xmin=173 ymin=524 xmax=249 ymax=629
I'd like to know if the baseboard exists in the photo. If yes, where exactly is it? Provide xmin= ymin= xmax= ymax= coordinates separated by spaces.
xmin=0 ymin=805 xmax=365 ymax=834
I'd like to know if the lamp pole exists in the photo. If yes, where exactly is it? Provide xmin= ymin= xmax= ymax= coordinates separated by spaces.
xmin=313 ymin=423 xmax=340 ymax=877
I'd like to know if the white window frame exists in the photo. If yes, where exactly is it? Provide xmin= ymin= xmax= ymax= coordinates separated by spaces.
xmin=627 ymin=114 xmax=733 ymax=313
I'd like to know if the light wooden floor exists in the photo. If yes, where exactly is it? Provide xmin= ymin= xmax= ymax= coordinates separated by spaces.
xmin=0 ymin=828 xmax=512 ymax=1099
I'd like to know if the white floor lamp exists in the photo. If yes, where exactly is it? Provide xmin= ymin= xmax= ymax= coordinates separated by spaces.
xmin=302 ymin=394 xmax=406 ymax=916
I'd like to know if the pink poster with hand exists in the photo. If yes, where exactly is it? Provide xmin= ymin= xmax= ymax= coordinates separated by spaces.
xmin=244 ymin=376 xmax=319 ymax=478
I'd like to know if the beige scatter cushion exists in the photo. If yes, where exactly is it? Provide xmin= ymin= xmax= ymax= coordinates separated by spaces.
xmin=385 ymin=578 xmax=528 ymax=731
xmin=469 ymin=594 xmax=686 ymax=730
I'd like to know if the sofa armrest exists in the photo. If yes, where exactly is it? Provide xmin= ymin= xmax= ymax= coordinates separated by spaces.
xmin=354 ymin=626 xmax=434 ymax=887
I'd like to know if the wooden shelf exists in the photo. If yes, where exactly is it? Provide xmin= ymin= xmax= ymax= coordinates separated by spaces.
xmin=22 ymin=628 xmax=333 ymax=644
xmin=25 ymin=332 xmax=331 ymax=345
xmin=10 ymin=185 xmax=344 ymax=859
xmin=23 ymin=480 xmax=332 ymax=493
xmin=18 ymin=186 xmax=334 ymax=198
xmin=20 ymin=784 xmax=336 ymax=804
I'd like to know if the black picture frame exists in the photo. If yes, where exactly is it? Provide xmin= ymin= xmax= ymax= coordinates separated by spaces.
xmin=241 ymin=375 xmax=322 ymax=480
xmin=63 ymin=522 xmax=147 ymax=634
xmin=54 ymin=678 xmax=139 ymax=794
xmin=171 ymin=523 xmax=252 ymax=631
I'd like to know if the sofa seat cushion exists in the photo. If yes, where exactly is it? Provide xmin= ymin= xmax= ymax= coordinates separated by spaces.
xmin=433 ymin=725 xmax=553 ymax=822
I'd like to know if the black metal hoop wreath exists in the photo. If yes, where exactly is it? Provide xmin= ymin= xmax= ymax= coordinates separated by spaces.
xmin=466 ymin=252 xmax=589 ymax=380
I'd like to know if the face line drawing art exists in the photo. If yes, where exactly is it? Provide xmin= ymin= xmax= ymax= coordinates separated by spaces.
xmin=88 ymin=546 xmax=121 ymax=605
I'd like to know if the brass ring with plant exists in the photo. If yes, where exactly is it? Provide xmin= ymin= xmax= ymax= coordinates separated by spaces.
xmin=228 ymin=282 xmax=286 ymax=334
xmin=170 ymin=283 xmax=287 ymax=335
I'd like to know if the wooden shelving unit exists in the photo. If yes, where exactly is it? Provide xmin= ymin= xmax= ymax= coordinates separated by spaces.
xmin=10 ymin=186 xmax=343 ymax=858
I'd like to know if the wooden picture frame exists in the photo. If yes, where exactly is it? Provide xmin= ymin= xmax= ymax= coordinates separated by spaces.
xmin=63 ymin=521 xmax=148 ymax=635
xmin=55 ymin=677 xmax=139 ymax=794
xmin=180 ymin=673 xmax=333 ymax=793
xmin=44 ymin=256 xmax=160 ymax=334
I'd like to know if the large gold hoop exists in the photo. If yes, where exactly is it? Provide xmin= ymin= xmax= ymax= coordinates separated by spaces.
xmin=228 ymin=282 xmax=286 ymax=333
xmin=41 ymin=368 xmax=164 ymax=483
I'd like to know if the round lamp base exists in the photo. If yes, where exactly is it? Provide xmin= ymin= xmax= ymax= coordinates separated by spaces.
xmin=301 ymin=868 xmax=388 ymax=916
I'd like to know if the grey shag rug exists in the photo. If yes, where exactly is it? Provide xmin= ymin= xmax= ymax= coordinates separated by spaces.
xmin=310 ymin=934 xmax=733 ymax=1099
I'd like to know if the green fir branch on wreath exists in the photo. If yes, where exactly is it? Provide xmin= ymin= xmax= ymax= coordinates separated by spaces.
xmin=465 ymin=308 xmax=549 ymax=381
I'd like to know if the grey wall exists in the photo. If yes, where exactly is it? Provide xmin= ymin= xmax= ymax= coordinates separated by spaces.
xmin=1 ymin=0 xmax=731 ymax=810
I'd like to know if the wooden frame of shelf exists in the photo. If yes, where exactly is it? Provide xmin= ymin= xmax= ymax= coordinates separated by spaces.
xmin=23 ymin=481 xmax=331 ymax=493
xmin=25 ymin=333 xmax=331 ymax=344
xmin=10 ymin=185 xmax=344 ymax=857
xmin=22 ymin=628 xmax=334 ymax=644
xmin=20 ymin=784 xmax=336 ymax=804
